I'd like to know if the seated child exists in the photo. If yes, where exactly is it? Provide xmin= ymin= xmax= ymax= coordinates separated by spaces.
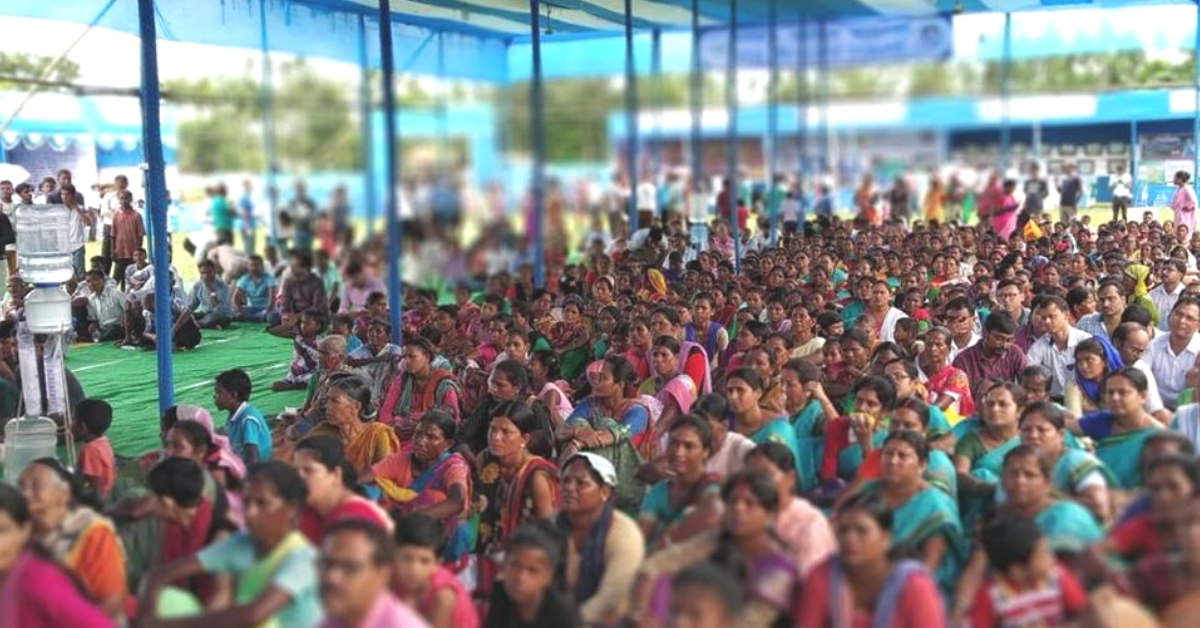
xmin=272 ymin=309 xmax=324 ymax=392
xmin=214 ymin=368 xmax=271 ymax=464
xmin=968 ymin=514 xmax=1086 ymax=628
xmin=331 ymin=314 xmax=362 ymax=353
xmin=484 ymin=520 xmax=579 ymax=628
xmin=146 ymin=457 xmax=234 ymax=606
xmin=74 ymin=398 xmax=116 ymax=501
xmin=666 ymin=563 xmax=743 ymax=628
xmin=392 ymin=513 xmax=479 ymax=628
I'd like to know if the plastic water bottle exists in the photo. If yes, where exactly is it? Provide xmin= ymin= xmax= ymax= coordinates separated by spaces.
xmin=13 ymin=204 xmax=75 ymax=285
xmin=4 ymin=416 xmax=58 ymax=483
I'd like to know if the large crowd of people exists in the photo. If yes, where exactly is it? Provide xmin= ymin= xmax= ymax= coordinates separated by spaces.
xmin=6 ymin=160 xmax=1200 ymax=628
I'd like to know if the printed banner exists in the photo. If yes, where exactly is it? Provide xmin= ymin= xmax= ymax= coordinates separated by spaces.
xmin=698 ymin=16 xmax=952 ymax=70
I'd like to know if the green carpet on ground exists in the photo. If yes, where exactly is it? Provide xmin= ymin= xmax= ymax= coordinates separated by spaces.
xmin=65 ymin=325 xmax=308 ymax=457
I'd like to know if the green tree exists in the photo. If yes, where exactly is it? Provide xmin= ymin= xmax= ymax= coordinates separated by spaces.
xmin=0 ymin=52 xmax=81 ymax=89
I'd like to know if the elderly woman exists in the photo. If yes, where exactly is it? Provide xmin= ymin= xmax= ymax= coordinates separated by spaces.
xmin=319 ymin=375 xmax=400 ymax=474
xmin=555 ymin=452 xmax=645 ymax=626
xmin=294 ymin=334 xmax=355 ymax=431
xmin=17 ymin=458 xmax=127 ymax=620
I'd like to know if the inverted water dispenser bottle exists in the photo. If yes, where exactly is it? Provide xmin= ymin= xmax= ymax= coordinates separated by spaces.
xmin=14 ymin=204 xmax=75 ymax=286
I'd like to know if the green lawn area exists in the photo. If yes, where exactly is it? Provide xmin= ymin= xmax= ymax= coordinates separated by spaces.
xmin=65 ymin=325 xmax=307 ymax=457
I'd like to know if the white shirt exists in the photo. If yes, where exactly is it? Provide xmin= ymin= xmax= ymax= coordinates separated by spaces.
xmin=706 ymin=431 xmax=756 ymax=478
xmin=1026 ymin=327 xmax=1093 ymax=397
xmin=1110 ymin=172 xmax=1133 ymax=199
xmin=877 ymin=307 xmax=909 ymax=344
xmin=1146 ymin=331 xmax=1200 ymax=409
xmin=949 ymin=332 xmax=981 ymax=364
xmin=1131 ymin=358 xmax=1167 ymax=415
xmin=1150 ymin=283 xmax=1184 ymax=331
xmin=636 ymin=182 xmax=657 ymax=212
xmin=1173 ymin=404 xmax=1200 ymax=452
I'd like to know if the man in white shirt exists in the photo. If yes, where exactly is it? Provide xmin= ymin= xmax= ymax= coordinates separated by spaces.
xmin=84 ymin=269 xmax=126 ymax=342
xmin=1146 ymin=295 xmax=1200 ymax=410
xmin=1026 ymin=295 xmax=1092 ymax=399
xmin=1150 ymin=259 xmax=1186 ymax=332
xmin=1110 ymin=162 xmax=1133 ymax=223
xmin=1112 ymin=322 xmax=1171 ymax=423
xmin=636 ymin=177 xmax=657 ymax=230
xmin=60 ymin=184 xmax=93 ymax=279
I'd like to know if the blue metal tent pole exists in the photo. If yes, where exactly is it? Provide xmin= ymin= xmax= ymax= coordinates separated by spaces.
xmin=136 ymin=0 xmax=174 ymax=413
xmin=727 ymin=0 xmax=740 ymax=272
xmin=624 ymin=0 xmax=639 ymax=232
xmin=259 ymin=0 xmax=277 ymax=248
xmin=651 ymin=29 xmax=663 ymax=174
xmin=817 ymin=20 xmax=829 ymax=177
xmin=358 ymin=16 xmax=377 ymax=238
xmin=767 ymin=0 xmax=779 ymax=247
xmin=378 ymin=1 xmax=403 ymax=344
xmin=1000 ymin=12 xmax=1012 ymax=175
xmin=530 ymin=0 xmax=547 ymax=289
xmin=689 ymin=0 xmax=702 ymax=200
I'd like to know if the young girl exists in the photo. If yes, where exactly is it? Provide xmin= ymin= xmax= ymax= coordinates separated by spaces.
xmin=391 ymin=513 xmax=479 ymax=628
xmin=273 ymin=309 xmax=324 ymax=392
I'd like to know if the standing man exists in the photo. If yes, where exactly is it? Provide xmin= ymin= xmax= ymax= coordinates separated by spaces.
xmin=46 ymin=169 xmax=84 ymax=205
xmin=1058 ymin=163 xmax=1083 ymax=224
xmin=316 ymin=520 xmax=430 ymax=628
xmin=0 ymin=180 xmax=15 ymax=215
xmin=1022 ymin=162 xmax=1049 ymax=220
xmin=60 ymin=184 xmax=93 ymax=279
xmin=1110 ymin=162 xmax=1133 ymax=223
xmin=286 ymin=180 xmax=317 ymax=252
xmin=101 ymin=175 xmax=130 ymax=277
xmin=110 ymin=190 xmax=145 ymax=291
xmin=238 ymin=179 xmax=256 ymax=256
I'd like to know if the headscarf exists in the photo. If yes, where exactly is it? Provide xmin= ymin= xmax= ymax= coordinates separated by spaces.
xmin=1076 ymin=337 xmax=1124 ymax=404
xmin=1124 ymin=264 xmax=1151 ymax=298
xmin=176 ymin=404 xmax=247 ymax=481
xmin=643 ymin=268 xmax=667 ymax=301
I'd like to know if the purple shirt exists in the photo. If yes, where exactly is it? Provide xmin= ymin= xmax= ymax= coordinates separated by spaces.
xmin=952 ymin=342 xmax=1028 ymax=384
xmin=340 ymin=277 xmax=386 ymax=314
xmin=282 ymin=271 xmax=327 ymax=316
xmin=317 ymin=592 xmax=430 ymax=628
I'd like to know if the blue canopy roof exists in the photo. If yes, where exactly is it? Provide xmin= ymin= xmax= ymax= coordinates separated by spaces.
xmin=3 ymin=0 xmax=1193 ymax=84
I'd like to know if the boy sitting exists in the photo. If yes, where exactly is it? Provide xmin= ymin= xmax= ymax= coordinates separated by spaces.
xmin=74 ymin=398 xmax=116 ymax=501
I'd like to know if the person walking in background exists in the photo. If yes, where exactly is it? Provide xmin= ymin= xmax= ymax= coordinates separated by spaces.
xmin=1058 ymin=163 xmax=1083 ymax=224
xmin=1172 ymin=170 xmax=1197 ymax=238
xmin=211 ymin=182 xmax=235 ymax=246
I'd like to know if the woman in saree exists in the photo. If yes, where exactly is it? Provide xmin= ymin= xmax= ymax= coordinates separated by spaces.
xmin=638 ymin=335 xmax=699 ymax=460
xmin=854 ymin=430 xmax=965 ymax=599
xmin=1124 ymin=263 xmax=1162 ymax=327
xmin=745 ymin=443 xmax=837 ymax=578
xmin=323 ymin=375 xmax=400 ymax=474
xmin=457 ymin=359 xmax=556 ymax=462
xmin=361 ymin=410 xmax=472 ymax=564
xmin=631 ymin=470 xmax=801 ymax=628
xmin=727 ymin=367 xmax=802 ymax=473
xmin=1092 ymin=454 xmax=1200 ymax=576
xmin=950 ymin=444 xmax=1104 ymax=621
xmin=555 ymin=453 xmax=645 ymax=626
xmin=16 ymin=458 xmax=127 ymax=621
xmin=0 ymin=485 xmax=115 ymax=628
xmin=623 ymin=316 xmax=655 ymax=382
xmin=638 ymin=415 xmax=724 ymax=550
xmin=843 ymin=398 xmax=958 ymax=503
xmin=529 ymin=349 xmax=573 ymax=431
xmin=1073 ymin=367 xmax=1162 ymax=489
xmin=648 ymin=305 xmax=713 ymax=396
xmin=562 ymin=356 xmax=655 ymax=510
xmin=380 ymin=337 xmax=461 ymax=443
xmin=136 ymin=462 xmax=322 ymax=628
xmin=473 ymin=400 xmax=559 ymax=599
xmin=954 ymin=381 xmax=1024 ymax=490
xmin=1172 ymin=170 xmax=1198 ymax=239
xmin=546 ymin=296 xmax=593 ymax=381
xmin=292 ymin=436 xmax=391 ymax=544
xmin=818 ymin=375 xmax=897 ymax=486
xmin=794 ymin=491 xmax=947 ymax=628
xmin=782 ymin=358 xmax=838 ymax=492
xmin=1020 ymin=400 xmax=1115 ymax=523
xmin=746 ymin=345 xmax=786 ymax=415
xmin=922 ymin=326 xmax=974 ymax=421
xmin=1064 ymin=337 xmax=1124 ymax=417
xmin=292 ymin=334 xmax=355 ymax=434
